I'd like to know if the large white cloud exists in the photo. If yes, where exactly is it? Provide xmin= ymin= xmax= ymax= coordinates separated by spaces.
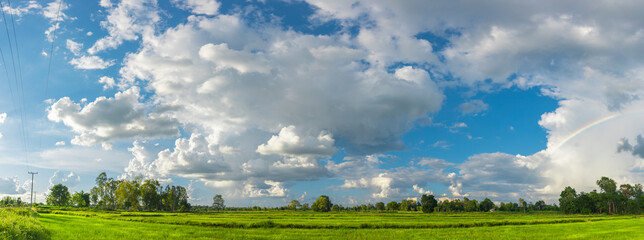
xmin=47 ymin=87 xmax=180 ymax=149
xmin=89 ymin=0 xmax=160 ymax=54
xmin=0 ymin=177 xmax=27 ymax=195
xmin=43 ymin=0 xmax=644 ymax=202
xmin=48 ymin=171 xmax=80 ymax=188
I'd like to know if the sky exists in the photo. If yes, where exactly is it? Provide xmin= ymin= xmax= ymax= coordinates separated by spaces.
xmin=1 ymin=0 xmax=643 ymax=207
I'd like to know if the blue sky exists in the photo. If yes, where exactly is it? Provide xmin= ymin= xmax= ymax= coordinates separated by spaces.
xmin=1 ymin=0 xmax=644 ymax=207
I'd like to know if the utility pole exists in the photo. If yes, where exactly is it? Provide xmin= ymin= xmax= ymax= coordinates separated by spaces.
xmin=28 ymin=172 xmax=38 ymax=207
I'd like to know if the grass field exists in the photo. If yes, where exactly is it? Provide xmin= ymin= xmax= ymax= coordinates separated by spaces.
xmin=31 ymin=210 xmax=644 ymax=239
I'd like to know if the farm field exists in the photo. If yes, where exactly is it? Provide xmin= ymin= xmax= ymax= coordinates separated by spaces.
xmin=33 ymin=210 xmax=644 ymax=239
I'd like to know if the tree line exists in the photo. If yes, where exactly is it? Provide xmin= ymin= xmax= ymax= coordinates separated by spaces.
xmin=45 ymin=172 xmax=191 ymax=212
xmin=37 ymin=173 xmax=641 ymax=215
xmin=559 ymin=176 xmax=643 ymax=214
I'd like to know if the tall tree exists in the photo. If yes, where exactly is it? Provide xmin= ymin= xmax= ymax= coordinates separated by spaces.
xmin=71 ymin=191 xmax=90 ymax=207
xmin=140 ymin=179 xmax=162 ymax=211
xmin=559 ymin=186 xmax=578 ymax=214
xmin=420 ymin=194 xmax=438 ymax=213
xmin=479 ymin=198 xmax=495 ymax=212
xmin=212 ymin=194 xmax=225 ymax=211
xmin=596 ymin=176 xmax=617 ymax=214
xmin=46 ymin=184 xmax=71 ymax=206
xmin=311 ymin=195 xmax=332 ymax=212
xmin=288 ymin=199 xmax=301 ymax=210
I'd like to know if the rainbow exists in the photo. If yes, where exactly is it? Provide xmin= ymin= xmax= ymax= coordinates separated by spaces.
xmin=524 ymin=109 xmax=644 ymax=180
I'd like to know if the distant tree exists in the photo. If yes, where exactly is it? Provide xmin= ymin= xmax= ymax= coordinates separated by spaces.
xmin=301 ymin=203 xmax=310 ymax=211
xmin=116 ymin=178 xmax=141 ymax=210
xmin=331 ymin=204 xmax=340 ymax=211
xmin=518 ymin=198 xmax=526 ymax=213
xmin=464 ymin=198 xmax=478 ymax=212
xmin=212 ymin=194 xmax=225 ymax=211
xmin=46 ymin=184 xmax=71 ymax=206
xmin=140 ymin=179 xmax=162 ymax=211
xmin=596 ymin=177 xmax=617 ymax=214
xmin=479 ymin=198 xmax=495 ymax=212
xmin=534 ymin=200 xmax=546 ymax=211
xmin=288 ymin=200 xmax=301 ymax=210
xmin=71 ymin=191 xmax=90 ymax=207
xmin=311 ymin=195 xmax=332 ymax=212
xmin=386 ymin=201 xmax=399 ymax=211
xmin=399 ymin=199 xmax=413 ymax=211
xmin=420 ymin=194 xmax=437 ymax=213
xmin=559 ymin=186 xmax=578 ymax=214
xmin=163 ymin=185 xmax=190 ymax=212
xmin=375 ymin=202 xmax=385 ymax=211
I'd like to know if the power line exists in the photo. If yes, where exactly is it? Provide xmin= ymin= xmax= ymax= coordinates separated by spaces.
xmin=0 ymin=0 xmax=29 ymax=164
xmin=45 ymin=0 xmax=63 ymax=99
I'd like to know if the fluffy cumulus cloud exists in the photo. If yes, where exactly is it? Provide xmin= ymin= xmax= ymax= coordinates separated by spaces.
xmin=48 ymin=171 xmax=80 ymax=188
xmin=0 ymin=177 xmax=28 ymax=195
xmin=42 ymin=0 xmax=644 ymax=202
xmin=89 ymin=0 xmax=160 ymax=54
xmin=47 ymin=87 xmax=180 ymax=149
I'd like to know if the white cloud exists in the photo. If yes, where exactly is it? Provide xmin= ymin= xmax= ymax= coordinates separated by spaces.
xmin=42 ymin=0 xmax=69 ymax=42
xmin=69 ymin=55 xmax=115 ymax=69
xmin=171 ymin=0 xmax=220 ymax=15
xmin=48 ymin=171 xmax=80 ymax=188
xmin=87 ymin=31 xmax=93 ymax=36
xmin=89 ymin=0 xmax=160 ymax=54
xmin=47 ymin=87 xmax=180 ymax=149
xmin=459 ymin=100 xmax=489 ymax=115
xmin=256 ymin=126 xmax=336 ymax=157
xmin=244 ymin=180 xmax=287 ymax=198
xmin=413 ymin=184 xmax=432 ymax=195
xmin=4 ymin=1 xmax=41 ymax=17
xmin=55 ymin=141 xmax=65 ymax=146
xmin=0 ymin=177 xmax=27 ymax=195
xmin=66 ymin=39 xmax=83 ymax=56
xmin=98 ymin=76 xmax=116 ymax=90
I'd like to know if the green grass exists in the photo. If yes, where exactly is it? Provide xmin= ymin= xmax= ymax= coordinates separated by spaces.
xmin=0 ymin=208 xmax=50 ymax=240
xmin=36 ymin=210 xmax=644 ymax=239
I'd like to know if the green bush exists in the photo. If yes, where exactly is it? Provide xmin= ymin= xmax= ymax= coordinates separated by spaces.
xmin=0 ymin=208 xmax=50 ymax=240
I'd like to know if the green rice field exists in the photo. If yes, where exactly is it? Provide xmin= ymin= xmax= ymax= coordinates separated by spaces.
xmin=29 ymin=210 xmax=644 ymax=239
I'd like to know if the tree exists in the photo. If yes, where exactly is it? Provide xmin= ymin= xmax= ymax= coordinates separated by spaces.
xmin=518 ymin=198 xmax=526 ymax=213
xmin=386 ymin=201 xmax=399 ymax=211
xmin=71 ymin=191 xmax=90 ymax=207
xmin=375 ymin=202 xmax=385 ymax=211
xmin=534 ymin=200 xmax=546 ymax=211
xmin=46 ymin=184 xmax=71 ymax=206
xmin=479 ymin=198 xmax=495 ymax=212
xmin=420 ymin=194 xmax=438 ymax=213
xmin=116 ymin=178 xmax=141 ymax=210
xmin=288 ymin=199 xmax=301 ymax=210
xmin=464 ymin=198 xmax=478 ymax=212
xmin=311 ymin=195 xmax=332 ymax=212
xmin=162 ymin=185 xmax=190 ymax=212
xmin=596 ymin=177 xmax=617 ymax=214
xmin=212 ymin=194 xmax=225 ymax=211
xmin=301 ymin=203 xmax=310 ymax=211
xmin=559 ymin=186 xmax=578 ymax=214
xmin=140 ymin=179 xmax=162 ymax=211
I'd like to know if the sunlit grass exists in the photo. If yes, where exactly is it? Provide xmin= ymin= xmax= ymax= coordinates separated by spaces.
xmin=36 ymin=210 xmax=643 ymax=239
xmin=0 ymin=208 xmax=50 ymax=240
